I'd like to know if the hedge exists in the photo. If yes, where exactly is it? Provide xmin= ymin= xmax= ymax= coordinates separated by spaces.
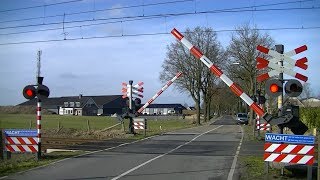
xmin=300 ymin=107 xmax=320 ymax=129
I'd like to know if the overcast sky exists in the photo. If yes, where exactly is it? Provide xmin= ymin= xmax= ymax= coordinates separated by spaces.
xmin=0 ymin=0 xmax=319 ymax=106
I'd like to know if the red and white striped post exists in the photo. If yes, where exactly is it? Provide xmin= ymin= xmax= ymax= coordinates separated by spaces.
xmin=137 ymin=72 xmax=183 ymax=114
xmin=37 ymin=100 xmax=41 ymax=159
xmin=171 ymin=28 xmax=264 ymax=117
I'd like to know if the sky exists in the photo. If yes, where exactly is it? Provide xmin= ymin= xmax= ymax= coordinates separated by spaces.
xmin=0 ymin=0 xmax=319 ymax=106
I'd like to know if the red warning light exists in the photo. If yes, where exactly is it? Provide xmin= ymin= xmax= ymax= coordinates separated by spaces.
xmin=23 ymin=85 xmax=36 ymax=100
xmin=26 ymin=89 xmax=34 ymax=97
xmin=270 ymin=84 xmax=279 ymax=93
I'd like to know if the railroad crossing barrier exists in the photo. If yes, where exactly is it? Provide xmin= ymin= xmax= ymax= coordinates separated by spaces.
xmin=264 ymin=133 xmax=315 ymax=179
xmin=133 ymin=118 xmax=147 ymax=136
xmin=2 ymin=129 xmax=38 ymax=159
xmin=171 ymin=28 xmax=264 ymax=117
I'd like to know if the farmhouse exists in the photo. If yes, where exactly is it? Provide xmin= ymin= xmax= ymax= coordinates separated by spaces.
xmin=18 ymin=94 xmax=126 ymax=116
xmin=19 ymin=94 xmax=186 ymax=116
xmin=140 ymin=104 xmax=186 ymax=115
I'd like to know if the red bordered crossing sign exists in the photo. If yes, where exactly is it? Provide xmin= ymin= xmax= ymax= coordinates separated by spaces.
xmin=256 ymin=45 xmax=308 ymax=82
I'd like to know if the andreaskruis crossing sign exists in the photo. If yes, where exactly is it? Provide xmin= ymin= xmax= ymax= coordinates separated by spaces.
xmin=256 ymin=45 xmax=308 ymax=82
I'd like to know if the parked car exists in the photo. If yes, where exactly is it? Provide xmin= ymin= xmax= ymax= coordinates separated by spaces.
xmin=236 ymin=113 xmax=248 ymax=125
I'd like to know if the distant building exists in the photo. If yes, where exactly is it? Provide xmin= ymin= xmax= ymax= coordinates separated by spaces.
xmin=18 ymin=95 xmax=126 ymax=116
xmin=18 ymin=95 xmax=186 ymax=116
xmin=140 ymin=104 xmax=186 ymax=115
xmin=284 ymin=97 xmax=320 ymax=108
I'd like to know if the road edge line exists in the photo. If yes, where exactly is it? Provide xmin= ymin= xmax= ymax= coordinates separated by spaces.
xmin=227 ymin=124 xmax=244 ymax=180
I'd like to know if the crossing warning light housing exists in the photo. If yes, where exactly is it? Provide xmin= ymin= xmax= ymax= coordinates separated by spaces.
xmin=23 ymin=85 xmax=36 ymax=100
xmin=285 ymin=79 xmax=303 ymax=97
xmin=265 ymin=79 xmax=283 ymax=97
xmin=22 ymin=84 xmax=50 ymax=100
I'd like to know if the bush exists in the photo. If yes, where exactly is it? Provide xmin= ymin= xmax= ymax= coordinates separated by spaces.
xmin=300 ymin=107 xmax=320 ymax=129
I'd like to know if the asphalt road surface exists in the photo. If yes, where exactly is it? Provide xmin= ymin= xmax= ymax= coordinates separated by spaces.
xmin=2 ymin=115 xmax=244 ymax=180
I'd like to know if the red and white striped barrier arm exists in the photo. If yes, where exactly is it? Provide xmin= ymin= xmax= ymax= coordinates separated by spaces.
xmin=137 ymin=72 xmax=183 ymax=113
xmin=171 ymin=28 xmax=264 ymax=117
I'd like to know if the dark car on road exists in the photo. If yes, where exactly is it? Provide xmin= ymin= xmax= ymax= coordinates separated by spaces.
xmin=236 ymin=113 xmax=248 ymax=125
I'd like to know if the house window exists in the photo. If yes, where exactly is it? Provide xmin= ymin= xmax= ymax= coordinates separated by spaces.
xmin=70 ymin=102 xmax=74 ymax=107
xmin=64 ymin=102 xmax=69 ymax=107
xmin=76 ymin=102 xmax=80 ymax=107
xmin=70 ymin=110 xmax=73 ymax=114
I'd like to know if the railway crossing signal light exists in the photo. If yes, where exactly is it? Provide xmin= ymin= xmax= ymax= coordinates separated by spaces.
xmin=23 ymin=85 xmax=36 ymax=99
xmin=285 ymin=79 xmax=303 ymax=97
xmin=133 ymin=98 xmax=142 ymax=114
xmin=37 ymin=84 xmax=50 ymax=100
xmin=265 ymin=79 xmax=283 ymax=97
xmin=22 ymin=84 xmax=50 ymax=100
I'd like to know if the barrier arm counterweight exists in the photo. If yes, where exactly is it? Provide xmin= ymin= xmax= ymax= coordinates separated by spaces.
xmin=137 ymin=72 xmax=183 ymax=113
xmin=171 ymin=28 xmax=265 ymax=117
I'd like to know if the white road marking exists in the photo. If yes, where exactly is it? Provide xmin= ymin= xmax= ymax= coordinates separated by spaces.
xmin=111 ymin=125 xmax=224 ymax=180
xmin=0 ymin=135 xmax=158 ymax=180
xmin=227 ymin=125 xmax=244 ymax=180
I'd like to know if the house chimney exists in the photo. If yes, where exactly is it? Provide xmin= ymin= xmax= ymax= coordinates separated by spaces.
xmin=79 ymin=94 xmax=82 ymax=99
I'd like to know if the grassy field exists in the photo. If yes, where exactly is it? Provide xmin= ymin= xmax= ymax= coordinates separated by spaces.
xmin=0 ymin=114 xmax=118 ymax=130
xmin=0 ymin=114 xmax=195 ymax=138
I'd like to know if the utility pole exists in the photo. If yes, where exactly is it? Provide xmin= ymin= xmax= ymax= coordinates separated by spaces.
xmin=128 ymin=80 xmax=134 ymax=134
xmin=36 ymin=50 xmax=42 ymax=160
xmin=275 ymin=44 xmax=284 ymax=176
xmin=37 ymin=50 xmax=42 ymax=81
xmin=275 ymin=45 xmax=284 ymax=134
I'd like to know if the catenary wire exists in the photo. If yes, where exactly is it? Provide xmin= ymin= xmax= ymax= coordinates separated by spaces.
xmin=0 ymin=0 xmax=84 ymax=13
xmin=0 ymin=26 xmax=319 ymax=46
xmin=0 ymin=0 xmax=193 ymax=24
xmin=0 ymin=6 xmax=319 ymax=32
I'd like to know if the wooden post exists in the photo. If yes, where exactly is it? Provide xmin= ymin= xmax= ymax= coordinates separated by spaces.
xmin=264 ymin=162 xmax=269 ymax=180
xmin=307 ymin=165 xmax=312 ymax=180
xmin=87 ymin=120 xmax=90 ymax=132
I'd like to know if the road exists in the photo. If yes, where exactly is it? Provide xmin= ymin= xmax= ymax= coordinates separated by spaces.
xmin=2 ymin=115 xmax=244 ymax=180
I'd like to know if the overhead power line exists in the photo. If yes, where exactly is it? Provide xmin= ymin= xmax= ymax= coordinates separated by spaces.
xmin=0 ymin=6 xmax=319 ymax=34
xmin=0 ymin=0 xmax=84 ymax=13
xmin=0 ymin=0 xmax=314 ymax=26
xmin=0 ymin=0 xmax=193 ymax=24
xmin=0 ymin=26 xmax=319 ymax=46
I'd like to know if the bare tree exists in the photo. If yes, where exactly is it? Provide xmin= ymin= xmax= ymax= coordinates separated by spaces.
xmin=226 ymin=23 xmax=274 ymax=125
xmin=299 ymin=82 xmax=314 ymax=99
xmin=160 ymin=27 xmax=223 ymax=124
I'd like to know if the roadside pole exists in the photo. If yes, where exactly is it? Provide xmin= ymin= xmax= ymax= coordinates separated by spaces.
xmin=275 ymin=45 xmax=285 ymax=176
xmin=128 ymin=80 xmax=134 ymax=134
